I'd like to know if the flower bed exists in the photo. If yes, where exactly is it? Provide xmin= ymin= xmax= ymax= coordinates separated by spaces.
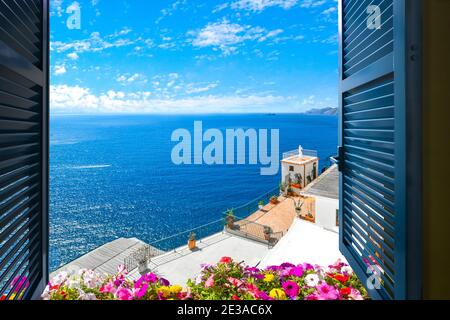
xmin=36 ymin=258 xmax=367 ymax=300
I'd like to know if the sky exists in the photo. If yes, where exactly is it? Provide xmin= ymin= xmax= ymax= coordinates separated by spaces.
xmin=50 ymin=0 xmax=339 ymax=114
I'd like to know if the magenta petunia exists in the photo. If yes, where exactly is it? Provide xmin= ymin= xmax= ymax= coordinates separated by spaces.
xmin=289 ymin=266 xmax=304 ymax=277
xmin=282 ymin=281 xmax=300 ymax=298
xmin=316 ymin=283 xmax=340 ymax=300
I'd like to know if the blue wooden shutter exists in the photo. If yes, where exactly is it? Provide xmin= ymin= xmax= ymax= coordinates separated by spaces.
xmin=0 ymin=0 xmax=49 ymax=300
xmin=338 ymin=0 xmax=412 ymax=300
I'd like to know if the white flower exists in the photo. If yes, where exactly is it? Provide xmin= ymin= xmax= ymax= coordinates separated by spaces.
xmin=41 ymin=285 xmax=52 ymax=300
xmin=51 ymin=271 xmax=68 ymax=286
xmin=79 ymin=292 xmax=98 ymax=300
xmin=305 ymin=274 xmax=320 ymax=287
xmin=341 ymin=266 xmax=353 ymax=275
xmin=67 ymin=278 xmax=81 ymax=289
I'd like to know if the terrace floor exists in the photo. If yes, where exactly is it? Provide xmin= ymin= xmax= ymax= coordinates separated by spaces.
xmin=243 ymin=195 xmax=315 ymax=234
xmin=260 ymin=218 xmax=346 ymax=268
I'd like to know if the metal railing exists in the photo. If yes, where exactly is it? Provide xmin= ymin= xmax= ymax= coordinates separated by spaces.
xmin=124 ymin=187 xmax=282 ymax=271
xmin=282 ymin=149 xmax=318 ymax=160
xmin=224 ymin=186 xmax=281 ymax=220
xmin=228 ymin=219 xmax=284 ymax=249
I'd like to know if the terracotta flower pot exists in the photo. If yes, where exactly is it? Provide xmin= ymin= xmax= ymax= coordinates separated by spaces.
xmin=188 ymin=239 xmax=197 ymax=250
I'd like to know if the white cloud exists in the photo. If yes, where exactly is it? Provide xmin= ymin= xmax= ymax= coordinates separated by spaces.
xmin=321 ymin=6 xmax=337 ymax=15
xmin=230 ymin=0 xmax=298 ymax=12
xmin=185 ymin=82 xmax=219 ymax=94
xmin=54 ymin=65 xmax=67 ymax=76
xmin=188 ymin=19 xmax=284 ymax=55
xmin=50 ymin=84 xmax=292 ymax=114
xmin=50 ymin=0 xmax=64 ymax=17
xmin=300 ymin=0 xmax=326 ymax=8
xmin=51 ymin=31 xmax=136 ymax=54
xmin=67 ymin=52 xmax=79 ymax=60
xmin=116 ymin=73 xmax=147 ymax=85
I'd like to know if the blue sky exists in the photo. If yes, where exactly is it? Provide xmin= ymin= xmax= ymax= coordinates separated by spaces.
xmin=50 ymin=0 xmax=338 ymax=114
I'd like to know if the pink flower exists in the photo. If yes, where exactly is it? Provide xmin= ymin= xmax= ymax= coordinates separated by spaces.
xmin=99 ymin=281 xmax=116 ymax=295
xmin=282 ymin=281 xmax=300 ymax=299
xmin=302 ymin=263 xmax=314 ymax=271
xmin=290 ymin=266 xmax=304 ymax=277
xmin=205 ymin=274 xmax=215 ymax=288
xmin=227 ymin=277 xmax=243 ymax=287
xmin=316 ymin=283 xmax=340 ymax=300
xmin=349 ymin=288 xmax=364 ymax=300
xmin=115 ymin=287 xmax=133 ymax=300
xmin=305 ymin=293 xmax=321 ymax=300
xmin=133 ymin=283 xmax=149 ymax=299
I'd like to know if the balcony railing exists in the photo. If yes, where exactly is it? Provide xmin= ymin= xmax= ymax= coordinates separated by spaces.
xmin=124 ymin=186 xmax=282 ymax=272
xmin=282 ymin=149 xmax=318 ymax=160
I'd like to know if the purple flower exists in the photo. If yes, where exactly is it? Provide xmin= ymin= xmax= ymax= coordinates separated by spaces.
xmin=245 ymin=267 xmax=264 ymax=280
xmin=142 ymin=273 xmax=158 ymax=283
xmin=257 ymin=291 xmax=274 ymax=300
xmin=302 ymin=263 xmax=314 ymax=271
xmin=282 ymin=281 xmax=300 ymax=299
xmin=159 ymin=278 xmax=170 ymax=286
xmin=266 ymin=265 xmax=282 ymax=272
xmin=280 ymin=263 xmax=296 ymax=268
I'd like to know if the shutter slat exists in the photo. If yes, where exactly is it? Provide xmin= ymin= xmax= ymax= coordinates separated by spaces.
xmin=0 ymin=105 xmax=39 ymax=122
xmin=0 ymin=179 xmax=39 ymax=213
xmin=0 ymin=1 xmax=40 ymax=45
xmin=342 ymin=219 xmax=395 ymax=279
xmin=0 ymin=163 xmax=39 ymax=187
xmin=0 ymin=192 xmax=40 ymax=229
xmin=0 ymin=227 xmax=40 ymax=292
xmin=343 ymin=228 xmax=395 ymax=296
xmin=0 ymin=197 xmax=38 ymax=243
xmin=8 ymin=248 xmax=41 ymax=300
xmin=0 ymin=77 xmax=40 ymax=100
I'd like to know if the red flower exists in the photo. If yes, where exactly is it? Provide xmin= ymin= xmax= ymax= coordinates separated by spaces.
xmin=219 ymin=257 xmax=232 ymax=264
xmin=340 ymin=287 xmax=351 ymax=296
xmin=330 ymin=274 xmax=350 ymax=284
xmin=232 ymin=295 xmax=241 ymax=300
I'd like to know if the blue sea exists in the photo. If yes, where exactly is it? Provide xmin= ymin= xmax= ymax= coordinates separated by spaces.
xmin=49 ymin=114 xmax=338 ymax=271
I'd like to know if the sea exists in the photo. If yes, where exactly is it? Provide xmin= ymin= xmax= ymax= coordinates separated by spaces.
xmin=49 ymin=114 xmax=338 ymax=271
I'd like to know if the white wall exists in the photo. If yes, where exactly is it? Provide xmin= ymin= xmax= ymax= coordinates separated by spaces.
xmin=314 ymin=195 xmax=339 ymax=233
xmin=281 ymin=160 xmax=319 ymax=188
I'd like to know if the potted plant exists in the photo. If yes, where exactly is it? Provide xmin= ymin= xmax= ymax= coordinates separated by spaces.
xmin=279 ymin=182 xmax=286 ymax=193
xmin=287 ymin=187 xmax=295 ymax=197
xmin=290 ymin=174 xmax=302 ymax=189
xmin=263 ymin=226 xmax=272 ymax=241
xmin=188 ymin=232 xmax=197 ymax=250
xmin=225 ymin=209 xmax=235 ymax=229
xmin=306 ymin=212 xmax=315 ymax=222
xmin=294 ymin=200 xmax=304 ymax=217
xmin=258 ymin=200 xmax=265 ymax=210
xmin=270 ymin=196 xmax=279 ymax=205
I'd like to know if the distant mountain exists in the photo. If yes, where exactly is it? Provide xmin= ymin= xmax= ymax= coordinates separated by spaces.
xmin=304 ymin=107 xmax=338 ymax=116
